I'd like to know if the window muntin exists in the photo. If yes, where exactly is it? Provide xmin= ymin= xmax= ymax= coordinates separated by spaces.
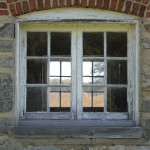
xmin=20 ymin=24 xmax=135 ymax=121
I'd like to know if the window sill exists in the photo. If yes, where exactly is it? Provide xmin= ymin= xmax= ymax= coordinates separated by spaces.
xmin=14 ymin=120 xmax=142 ymax=138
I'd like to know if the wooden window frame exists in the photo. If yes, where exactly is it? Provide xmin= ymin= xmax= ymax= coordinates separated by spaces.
xmin=14 ymin=10 xmax=141 ymax=137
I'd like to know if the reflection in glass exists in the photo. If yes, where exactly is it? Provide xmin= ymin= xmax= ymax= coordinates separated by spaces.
xmin=83 ymin=87 xmax=104 ymax=112
xmin=51 ymin=32 xmax=71 ymax=56
xmin=83 ymin=62 xmax=92 ymax=76
xmin=107 ymin=60 xmax=127 ymax=84
xmin=93 ymin=62 xmax=104 ymax=76
xmin=26 ymin=87 xmax=47 ymax=112
xmin=50 ymin=87 xmax=71 ymax=112
xmin=49 ymin=77 xmax=60 ymax=84
xmin=83 ymin=77 xmax=92 ymax=84
xmin=93 ymin=77 xmax=104 ymax=84
xmin=107 ymin=87 xmax=127 ymax=112
xmin=83 ymin=32 xmax=104 ymax=56
xmin=27 ymin=60 xmax=47 ymax=84
xmin=107 ymin=32 xmax=127 ymax=57
xmin=50 ymin=61 xmax=60 ymax=76
xmin=61 ymin=77 xmax=71 ymax=85
xmin=27 ymin=32 xmax=47 ymax=56
xmin=61 ymin=62 xmax=71 ymax=76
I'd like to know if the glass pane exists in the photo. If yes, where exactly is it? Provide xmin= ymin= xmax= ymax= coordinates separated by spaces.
xmin=83 ymin=32 xmax=104 ymax=56
xmin=83 ymin=77 xmax=92 ymax=84
xmin=51 ymin=32 xmax=71 ymax=56
xmin=50 ymin=61 xmax=60 ymax=76
xmin=27 ymin=60 xmax=47 ymax=84
xmin=93 ymin=61 xmax=104 ymax=76
xmin=61 ymin=62 xmax=71 ymax=76
xmin=107 ymin=87 xmax=127 ymax=112
xmin=50 ymin=87 xmax=71 ymax=112
xmin=49 ymin=77 xmax=60 ymax=84
xmin=26 ymin=87 xmax=47 ymax=112
xmin=83 ymin=87 xmax=104 ymax=112
xmin=107 ymin=60 xmax=127 ymax=84
xmin=27 ymin=32 xmax=47 ymax=56
xmin=61 ymin=77 xmax=71 ymax=85
xmin=107 ymin=32 xmax=127 ymax=57
xmin=61 ymin=92 xmax=71 ymax=108
xmin=93 ymin=77 xmax=104 ymax=84
xmin=50 ymin=92 xmax=60 ymax=108
xmin=83 ymin=61 xmax=92 ymax=76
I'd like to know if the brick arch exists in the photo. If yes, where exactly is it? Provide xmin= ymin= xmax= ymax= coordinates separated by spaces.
xmin=0 ymin=0 xmax=150 ymax=17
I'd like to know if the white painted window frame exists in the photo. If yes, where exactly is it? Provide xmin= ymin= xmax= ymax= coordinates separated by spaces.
xmin=15 ymin=22 xmax=140 ymax=126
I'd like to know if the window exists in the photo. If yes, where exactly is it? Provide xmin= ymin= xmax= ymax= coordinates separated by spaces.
xmin=18 ymin=22 xmax=139 ymax=125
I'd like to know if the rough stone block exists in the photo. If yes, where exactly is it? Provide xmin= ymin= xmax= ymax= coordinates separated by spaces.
xmin=0 ymin=40 xmax=13 ymax=51
xmin=0 ymin=119 xmax=11 ymax=134
xmin=0 ymin=74 xmax=13 ymax=99
xmin=0 ymin=23 xmax=14 ymax=38
xmin=144 ymin=120 xmax=150 ymax=130
xmin=144 ymin=24 xmax=150 ymax=32
xmin=24 ymin=146 xmax=61 ymax=150
xmin=142 ymin=100 xmax=150 ymax=112
xmin=0 ymin=100 xmax=13 ymax=112
xmin=143 ymin=37 xmax=150 ymax=49
xmin=0 ymin=74 xmax=13 ymax=112
xmin=0 ymin=56 xmax=13 ymax=67
xmin=144 ymin=129 xmax=150 ymax=139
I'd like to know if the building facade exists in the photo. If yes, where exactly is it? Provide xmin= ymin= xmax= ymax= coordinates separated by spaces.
xmin=0 ymin=0 xmax=150 ymax=150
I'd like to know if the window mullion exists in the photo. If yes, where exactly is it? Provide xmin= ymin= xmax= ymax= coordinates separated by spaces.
xmin=76 ymin=28 xmax=83 ymax=119
xmin=47 ymin=32 xmax=50 ymax=112
xmin=71 ymin=30 xmax=77 ymax=119
xmin=104 ymin=32 xmax=107 ymax=113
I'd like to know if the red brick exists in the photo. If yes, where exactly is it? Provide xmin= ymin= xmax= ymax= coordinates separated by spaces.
xmin=29 ymin=0 xmax=36 ymax=11
xmin=0 ymin=2 xmax=7 ymax=9
xmin=9 ymin=3 xmax=16 ymax=16
xmin=0 ymin=10 xmax=9 ymax=15
xmin=142 ymin=0 xmax=148 ymax=4
xmin=6 ymin=0 xmax=13 ymax=3
xmin=45 ymin=0 xmax=51 ymax=9
xmin=146 ymin=12 xmax=150 ymax=17
xmin=147 ymin=5 xmax=150 ymax=10
xmin=22 ymin=1 xmax=29 ymax=14
xmin=74 ymin=0 xmax=80 ymax=6
xmin=66 ymin=0 xmax=72 ymax=7
xmin=117 ymin=0 xmax=125 ymax=12
xmin=59 ymin=0 xmax=65 ymax=7
xmin=103 ymin=0 xmax=110 ymax=9
xmin=131 ymin=3 xmax=140 ymax=15
xmin=53 ymin=0 xmax=58 ymax=8
xmin=96 ymin=0 xmax=103 ymax=8
xmin=13 ymin=0 xmax=19 ymax=2
xmin=125 ymin=1 xmax=132 ymax=14
xmin=82 ymin=0 xmax=88 ymax=7
xmin=89 ymin=0 xmax=95 ymax=8
xmin=16 ymin=2 xmax=23 ymax=15
xmin=139 ymin=4 xmax=146 ymax=17
xmin=136 ymin=0 xmax=142 ymax=2
xmin=37 ymin=0 xmax=44 ymax=10
xmin=110 ymin=0 xmax=117 ymax=10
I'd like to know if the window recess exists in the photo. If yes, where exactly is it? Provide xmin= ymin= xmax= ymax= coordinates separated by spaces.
xmin=19 ymin=23 xmax=137 ymax=123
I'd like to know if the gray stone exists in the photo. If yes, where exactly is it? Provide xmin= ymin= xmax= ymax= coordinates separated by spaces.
xmin=144 ymin=120 xmax=150 ymax=130
xmin=144 ymin=24 xmax=150 ymax=32
xmin=0 ymin=74 xmax=13 ymax=99
xmin=0 ymin=119 xmax=11 ymax=134
xmin=142 ymin=38 xmax=150 ymax=49
xmin=24 ymin=146 xmax=62 ymax=150
xmin=142 ymin=100 xmax=150 ymax=112
xmin=0 ymin=40 xmax=14 ymax=52
xmin=0 ymin=100 xmax=13 ymax=112
xmin=0 ymin=56 xmax=14 ymax=67
xmin=0 ymin=23 xmax=14 ymax=38
xmin=144 ymin=129 xmax=150 ymax=139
